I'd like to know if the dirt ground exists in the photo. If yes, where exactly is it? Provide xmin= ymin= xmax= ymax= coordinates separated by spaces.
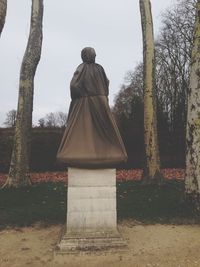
xmin=0 ymin=221 xmax=200 ymax=267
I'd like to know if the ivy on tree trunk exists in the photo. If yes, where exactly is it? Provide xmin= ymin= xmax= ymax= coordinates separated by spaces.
xmin=139 ymin=0 xmax=162 ymax=183
xmin=185 ymin=0 xmax=200 ymax=207
xmin=4 ymin=0 xmax=44 ymax=188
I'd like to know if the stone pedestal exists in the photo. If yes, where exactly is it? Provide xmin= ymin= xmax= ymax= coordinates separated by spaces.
xmin=56 ymin=168 xmax=126 ymax=252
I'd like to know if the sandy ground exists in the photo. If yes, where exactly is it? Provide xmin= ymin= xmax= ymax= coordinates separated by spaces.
xmin=0 ymin=221 xmax=200 ymax=267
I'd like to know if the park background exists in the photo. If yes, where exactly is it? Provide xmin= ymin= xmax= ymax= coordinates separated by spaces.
xmin=0 ymin=0 xmax=187 ymax=173
xmin=1 ymin=0 xmax=200 ymax=266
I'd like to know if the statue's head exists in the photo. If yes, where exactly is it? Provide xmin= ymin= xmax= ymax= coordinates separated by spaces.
xmin=81 ymin=47 xmax=96 ymax=63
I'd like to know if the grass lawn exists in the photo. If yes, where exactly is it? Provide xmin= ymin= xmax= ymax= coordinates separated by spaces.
xmin=0 ymin=180 xmax=198 ymax=230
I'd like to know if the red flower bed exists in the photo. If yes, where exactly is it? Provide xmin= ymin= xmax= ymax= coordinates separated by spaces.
xmin=0 ymin=169 xmax=185 ymax=186
xmin=117 ymin=169 xmax=185 ymax=181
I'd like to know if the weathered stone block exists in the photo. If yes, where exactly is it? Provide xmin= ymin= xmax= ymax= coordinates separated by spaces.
xmin=56 ymin=168 xmax=126 ymax=252
xmin=68 ymin=168 xmax=116 ymax=187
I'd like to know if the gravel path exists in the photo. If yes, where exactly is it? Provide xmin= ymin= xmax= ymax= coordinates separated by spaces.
xmin=0 ymin=221 xmax=200 ymax=267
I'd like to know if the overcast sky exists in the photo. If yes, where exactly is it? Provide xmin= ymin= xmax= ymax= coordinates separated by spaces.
xmin=0 ymin=0 xmax=174 ymax=126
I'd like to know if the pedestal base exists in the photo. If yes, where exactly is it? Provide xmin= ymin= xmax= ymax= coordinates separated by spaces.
xmin=56 ymin=168 xmax=126 ymax=253
xmin=56 ymin=228 xmax=126 ymax=253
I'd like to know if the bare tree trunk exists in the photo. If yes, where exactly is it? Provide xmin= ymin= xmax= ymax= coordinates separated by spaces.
xmin=185 ymin=1 xmax=200 ymax=207
xmin=4 ymin=0 xmax=43 ymax=188
xmin=139 ymin=0 xmax=162 ymax=182
xmin=0 ymin=0 xmax=7 ymax=36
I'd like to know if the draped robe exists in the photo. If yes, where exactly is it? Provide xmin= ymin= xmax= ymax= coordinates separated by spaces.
xmin=57 ymin=62 xmax=127 ymax=168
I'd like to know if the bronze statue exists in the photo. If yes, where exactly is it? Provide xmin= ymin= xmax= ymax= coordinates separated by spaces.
xmin=57 ymin=47 xmax=127 ymax=168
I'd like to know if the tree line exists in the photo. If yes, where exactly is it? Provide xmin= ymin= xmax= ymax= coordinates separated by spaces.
xmin=114 ymin=0 xmax=196 ymax=138
xmin=114 ymin=0 xmax=200 ymax=206
xmin=1 ymin=0 xmax=200 ymax=209
xmin=3 ymin=109 xmax=67 ymax=128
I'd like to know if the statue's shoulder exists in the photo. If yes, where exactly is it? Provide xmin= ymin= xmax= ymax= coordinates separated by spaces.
xmin=95 ymin=63 xmax=103 ymax=68
xmin=76 ymin=63 xmax=84 ymax=70
xmin=95 ymin=63 xmax=109 ymax=85
xmin=73 ymin=63 xmax=84 ymax=75
xmin=95 ymin=63 xmax=105 ymax=71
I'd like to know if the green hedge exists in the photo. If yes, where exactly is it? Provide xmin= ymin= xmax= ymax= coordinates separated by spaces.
xmin=0 ymin=127 xmax=185 ymax=173
xmin=0 ymin=128 xmax=65 ymax=173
